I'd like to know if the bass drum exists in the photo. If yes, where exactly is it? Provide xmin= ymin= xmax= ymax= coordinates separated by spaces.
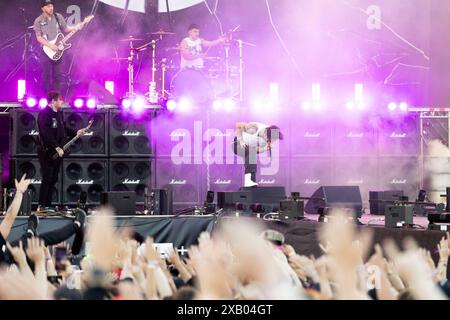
xmin=170 ymin=68 xmax=214 ymax=104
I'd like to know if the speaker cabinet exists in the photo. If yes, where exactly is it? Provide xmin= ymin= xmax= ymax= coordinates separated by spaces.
xmin=155 ymin=157 xmax=202 ymax=206
xmin=100 ymin=191 xmax=136 ymax=215
xmin=63 ymin=110 xmax=107 ymax=157
xmin=62 ymin=158 xmax=108 ymax=204
xmin=378 ymin=157 xmax=419 ymax=201
xmin=11 ymin=158 xmax=61 ymax=204
xmin=304 ymin=186 xmax=363 ymax=217
xmin=109 ymin=159 xmax=153 ymax=204
xmin=378 ymin=115 xmax=419 ymax=156
xmin=109 ymin=110 xmax=153 ymax=157
xmin=9 ymin=109 xmax=40 ymax=156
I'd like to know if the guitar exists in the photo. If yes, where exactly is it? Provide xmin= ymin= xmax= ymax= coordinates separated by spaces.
xmin=49 ymin=120 xmax=93 ymax=160
xmin=43 ymin=15 xmax=94 ymax=61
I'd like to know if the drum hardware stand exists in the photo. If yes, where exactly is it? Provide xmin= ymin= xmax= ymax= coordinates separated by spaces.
xmin=160 ymin=58 xmax=169 ymax=99
xmin=235 ymin=39 xmax=256 ymax=102
xmin=126 ymin=39 xmax=137 ymax=97
xmin=137 ymin=40 xmax=158 ymax=102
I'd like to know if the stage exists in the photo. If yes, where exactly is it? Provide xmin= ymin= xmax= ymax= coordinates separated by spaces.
xmin=1 ymin=213 xmax=446 ymax=274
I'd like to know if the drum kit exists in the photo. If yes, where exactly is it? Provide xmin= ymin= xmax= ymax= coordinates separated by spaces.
xmin=115 ymin=28 xmax=256 ymax=104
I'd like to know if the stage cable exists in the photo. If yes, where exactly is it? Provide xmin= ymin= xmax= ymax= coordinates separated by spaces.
xmin=264 ymin=0 xmax=305 ymax=79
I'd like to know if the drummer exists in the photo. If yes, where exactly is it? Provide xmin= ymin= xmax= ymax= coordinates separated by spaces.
xmin=180 ymin=24 xmax=226 ymax=69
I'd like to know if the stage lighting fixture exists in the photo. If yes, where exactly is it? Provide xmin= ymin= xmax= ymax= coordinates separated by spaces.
xmin=223 ymin=98 xmax=235 ymax=112
xmin=86 ymin=98 xmax=96 ymax=109
xmin=25 ymin=97 xmax=37 ymax=108
xmin=346 ymin=101 xmax=354 ymax=110
xmin=38 ymin=98 xmax=48 ymax=109
xmin=166 ymin=99 xmax=177 ymax=112
xmin=302 ymin=101 xmax=311 ymax=110
xmin=399 ymin=102 xmax=408 ymax=112
xmin=132 ymin=97 xmax=146 ymax=114
xmin=178 ymin=97 xmax=192 ymax=112
xmin=213 ymin=99 xmax=223 ymax=111
xmin=388 ymin=102 xmax=397 ymax=111
xmin=121 ymin=98 xmax=132 ymax=110
xmin=18 ymin=80 xmax=26 ymax=101
xmin=74 ymin=98 xmax=84 ymax=109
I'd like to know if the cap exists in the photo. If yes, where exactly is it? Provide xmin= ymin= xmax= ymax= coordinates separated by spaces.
xmin=260 ymin=229 xmax=285 ymax=246
xmin=41 ymin=0 xmax=54 ymax=8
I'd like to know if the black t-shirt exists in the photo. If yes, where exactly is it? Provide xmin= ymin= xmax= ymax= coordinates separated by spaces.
xmin=37 ymin=107 xmax=71 ymax=150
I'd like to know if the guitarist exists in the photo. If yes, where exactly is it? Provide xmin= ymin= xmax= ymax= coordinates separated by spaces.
xmin=33 ymin=0 xmax=84 ymax=93
xmin=37 ymin=91 xmax=86 ymax=212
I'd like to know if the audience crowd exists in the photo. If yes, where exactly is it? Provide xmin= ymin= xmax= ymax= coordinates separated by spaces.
xmin=0 ymin=175 xmax=449 ymax=300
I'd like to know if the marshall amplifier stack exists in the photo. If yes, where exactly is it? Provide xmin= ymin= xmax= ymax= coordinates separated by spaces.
xmin=9 ymin=108 xmax=155 ymax=208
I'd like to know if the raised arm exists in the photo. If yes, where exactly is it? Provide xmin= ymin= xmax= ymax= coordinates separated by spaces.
xmin=0 ymin=175 xmax=31 ymax=240
xmin=202 ymin=35 xmax=226 ymax=48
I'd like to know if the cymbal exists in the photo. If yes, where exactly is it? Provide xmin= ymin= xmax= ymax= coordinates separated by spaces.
xmin=148 ymin=30 xmax=176 ymax=35
xmin=118 ymin=36 xmax=144 ymax=42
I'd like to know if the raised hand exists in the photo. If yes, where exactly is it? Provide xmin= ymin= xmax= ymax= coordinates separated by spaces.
xmin=6 ymin=241 xmax=27 ymax=266
xmin=26 ymin=237 xmax=45 ymax=265
xmin=15 ymin=174 xmax=31 ymax=193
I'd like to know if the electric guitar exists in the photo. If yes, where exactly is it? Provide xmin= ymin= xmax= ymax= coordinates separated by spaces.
xmin=43 ymin=15 xmax=94 ymax=61
xmin=49 ymin=120 xmax=93 ymax=160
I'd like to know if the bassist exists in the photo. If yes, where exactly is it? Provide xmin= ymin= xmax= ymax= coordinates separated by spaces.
xmin=37 ymin=91 xmax=86 ymax=211
xmin=33 ymin=0 xmax=83 ymax=93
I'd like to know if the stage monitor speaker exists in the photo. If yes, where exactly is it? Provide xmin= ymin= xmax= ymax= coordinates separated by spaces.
xmin=385 ymin=205 xmax=414 ymax=228
xmin=63 ymin=110 xmax=107 ymax=157
xmin=11 ymin=158 xmax=61 ymax=204
xmin=62 ymin=159 xmax=108 ymax=205
xmin=9 ymin=109 xmax=40 ymax=156
xmin=279 ymin=199 xmax=304 ymax=220
xmin=109 ymin=159 xmax=152 ymax=204
xmin=109 ymin=110 xmax=153 ymax=157
xmin=239 ymin=186 xmax=286 ymax=213
xmin=304 ymin=186 xmax=363 ymax=217
xmin=100 ymin=191 xmax=136 ymax=215
xmin=369 ymin=190 xmax=404 ymax=215
xmin=150 ymin=188 xmax=173 ymax=215
xmin=217 ymin=191 xmax=253 ymax=212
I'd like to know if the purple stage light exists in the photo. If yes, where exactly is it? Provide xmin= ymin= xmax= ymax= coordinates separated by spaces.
xmin=223 ymin=98 xmax=235 ymax=112
xmin=121 ymin=98 xmax=132 ymax=110
xmin=74 ymin=98 xmax=84 ymax=109
xmin=302 ymin=101 xmax=311 ymax=111
xmin=346 ymin=101 xmax=354 ymax=110
xmin=388 ymin=102 xmax=397 ymax=111
xmin=131 ymin=97 xmax=145 ymax=114
xmin=39 ymin=98 xmax=48 ymax=109
xmin=399 ymin=102 xmax=408 ymax=112
xmin=213 ymin=99 xmax=223 ymax=111
xmin=25 ymin=97 xmax=37 ymax=108
xmin=86 ymin=98 xmax=96 ymax=109
xmin=166 ymin=99 xmax=177 ymax=112
xmin=178 ymin=97 xmax=192 ymax=113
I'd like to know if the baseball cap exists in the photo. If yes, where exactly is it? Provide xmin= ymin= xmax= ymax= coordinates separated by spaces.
xmin=41 ymin=0 xmax=54 ymax=8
